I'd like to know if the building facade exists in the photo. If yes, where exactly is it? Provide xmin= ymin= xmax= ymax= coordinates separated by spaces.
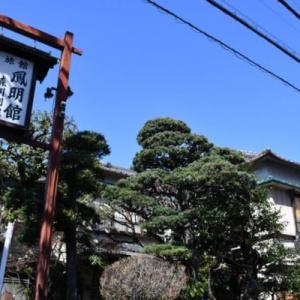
xmin=250 ymin=149 xmax=300 ymax=249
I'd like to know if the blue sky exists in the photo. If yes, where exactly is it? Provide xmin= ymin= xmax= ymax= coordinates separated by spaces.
xmin=2 ymin=0 xmax=300 ymax=167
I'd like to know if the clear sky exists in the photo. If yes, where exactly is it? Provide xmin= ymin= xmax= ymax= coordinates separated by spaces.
xmin=2 ymin=0 xmax=300 ymax=167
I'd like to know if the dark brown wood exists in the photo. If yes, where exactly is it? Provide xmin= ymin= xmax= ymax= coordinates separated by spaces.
xmin=0 ymin=127 xmax=50 ymax=150
xmin=0 ymin=15 xmax=82 ymax=56
xmin=34 ymin=31 xmax=74 ymax=300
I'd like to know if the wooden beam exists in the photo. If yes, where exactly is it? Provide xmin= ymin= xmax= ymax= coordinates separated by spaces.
xmin=0 ymin=128 xmax=51 ymax=150
xmin=35 ymin=31 xmax=74 ymax=300
xmin=0 ymin=15 xmax=82 ymax=55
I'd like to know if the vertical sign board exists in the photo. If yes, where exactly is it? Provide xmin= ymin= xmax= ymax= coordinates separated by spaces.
xmin=0 ymin=51 xmax=35 ymax=129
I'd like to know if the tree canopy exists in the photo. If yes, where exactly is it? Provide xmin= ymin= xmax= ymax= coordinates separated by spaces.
xmin=0 ymin=111 xmax=110 ymax=299
xmin=104 ymin=117 xmax=298 ymax=299
xmin=57 ymin=130 xmax=110 ymax=300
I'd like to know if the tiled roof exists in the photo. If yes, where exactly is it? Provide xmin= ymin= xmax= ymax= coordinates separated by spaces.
xmin=102 ymin=149 xmax=300 ymax=177
xmin=241 ymin=150 xmax=260 ymax=162
xmin=101 ymin=163 xmax=136 ymax=177
xmin=250 ymin=149 xmax=300 ymax=170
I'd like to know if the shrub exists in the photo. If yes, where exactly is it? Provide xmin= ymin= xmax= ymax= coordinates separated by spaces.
xmin=100 ymin=255 xmax=187 ymax=300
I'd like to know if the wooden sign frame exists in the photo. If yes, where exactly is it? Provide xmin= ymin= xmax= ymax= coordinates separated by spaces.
xmin=0 ymin=14 xmax=82 ymax=300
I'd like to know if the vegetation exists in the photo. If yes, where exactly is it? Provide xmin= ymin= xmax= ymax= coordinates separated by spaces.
xmin=57 ymin=130 xmax=110 ymax=299
xmin=104 ymin=117 xmax=300 ymax=299
xmin=1 ymin=114 xmax=299 ymax=299
xmin=100 ymin=255 xmax=187 ymax=300
xmin=0 ymin=111 xmax=110 ymax=299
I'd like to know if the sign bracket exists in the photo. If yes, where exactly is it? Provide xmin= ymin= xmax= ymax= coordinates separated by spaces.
xmin=0 ymin=14 xmax=81 ymax=300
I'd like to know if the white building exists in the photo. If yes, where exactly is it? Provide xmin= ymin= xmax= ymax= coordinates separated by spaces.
xmin=250 ymin=149 xmax=300 ymax=249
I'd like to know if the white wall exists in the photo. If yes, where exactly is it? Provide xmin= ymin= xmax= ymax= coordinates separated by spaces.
xmin=268 ymin=189 xmax=296 ymax=237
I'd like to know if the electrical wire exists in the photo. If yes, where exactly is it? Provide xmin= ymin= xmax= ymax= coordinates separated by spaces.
xmin=206 ymin=0 xmax=300 ymax=63
xmin=277 ymin=0 xmax=300 ymax=19
xmin=144 ymin=0 xmax=300 ymax=94
xmin=259 ymin=0 xmax=300 ymax=35
xmin=221 ymin=0 xmax=300 ymax=56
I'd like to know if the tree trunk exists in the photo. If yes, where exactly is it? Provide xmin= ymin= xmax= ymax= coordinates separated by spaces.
xmin=66 ymin=224 xmax=78 ymax=300
xmin=229 ymin=273 xmax=242 ymax=300
xmin=208 ymin=268 xmax=216 ymax=300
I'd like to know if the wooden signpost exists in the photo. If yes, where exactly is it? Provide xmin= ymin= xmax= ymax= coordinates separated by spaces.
xmin=0 ymin=15 xmax=82 ymax=299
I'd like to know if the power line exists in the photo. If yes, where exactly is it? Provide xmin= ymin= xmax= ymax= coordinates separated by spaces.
xmin=144 ymin=0 xmax=300 ymax=94
xmin=220 ymin=0 xmax=300 ymax=55
xmin=206 ymin=0 xmax=300 ymax=63
xmin=290 ymin=0 xmax=300 ymax=11
xmin=277 ymin=0 xmax=300 ymax=19
xmin=259 ymin=0 xmax=300 ymax=35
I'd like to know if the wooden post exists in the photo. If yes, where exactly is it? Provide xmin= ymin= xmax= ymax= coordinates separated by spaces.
xmin=0 ymin=14 xmax=81 ymax=299
xmin=34 ymin=31 xmax=74 ymax=300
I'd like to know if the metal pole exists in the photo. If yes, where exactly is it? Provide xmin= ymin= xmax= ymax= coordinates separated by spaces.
xmin=0 ymin=222 xmax=15 ymax=294
xmin=34 ymin=31 xmax=74 ymax=300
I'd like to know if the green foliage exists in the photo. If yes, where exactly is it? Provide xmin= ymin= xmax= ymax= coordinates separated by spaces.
xmin=137 ymin=118 xmax=191 ymax=146
xmin=180 ymin=256 xmax=214 ymax=299
xmin=104 ymin=117 xmax=297 ymax=299
xmin=0 ymin=112 xmax=63 ymax=242
xmin=133 ymin=117 xmax=212 ymax=172
xmin=211 ymin=147 xmax=245 ymax=165
xmin=88 ymin=254 xmax=107 ymax=269
xmin=0 ymin=111 xmax=110 ymax=299
xmin=56 ymin=130 xmax=110 ymax=299
xmin=289 ymin=261 xmax=300 ymax=297
xmin=144 ymin=243 xmax=192 ymax=260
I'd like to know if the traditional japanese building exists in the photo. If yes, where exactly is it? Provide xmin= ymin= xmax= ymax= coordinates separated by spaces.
xmin=249 ymin=149 xmax=300 ymax=249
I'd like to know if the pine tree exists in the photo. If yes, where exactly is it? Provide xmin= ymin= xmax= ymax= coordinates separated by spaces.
xmin=57 ymin=130 xmax=110 ymax=300
xmin=0 ymin=111 xmax=110 ymax=299
xmin=104 ymin=118 xmax=296 ymax=299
